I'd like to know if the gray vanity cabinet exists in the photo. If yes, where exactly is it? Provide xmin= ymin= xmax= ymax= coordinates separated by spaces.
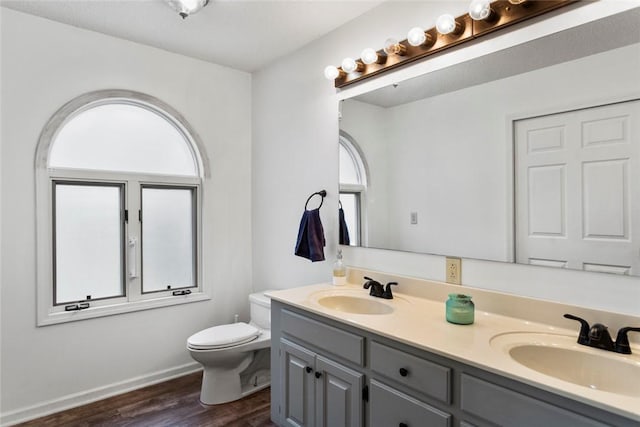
xmin=277 ymin=306 xmax=365 ymax=427
xmin=270 ymin=301 xmax=637 ymax=427
xmin=280 ymin=338 xmax=364 ymax=427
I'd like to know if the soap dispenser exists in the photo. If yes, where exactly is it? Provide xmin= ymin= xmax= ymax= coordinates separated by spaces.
xmin=332 ymin=249 xmax=346 ymax=286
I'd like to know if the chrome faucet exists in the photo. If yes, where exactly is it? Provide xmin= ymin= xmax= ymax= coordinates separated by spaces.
xmin=363 ymin=277 xmax=398 ymax=299
xmin=564 ymin=314 xmax=640 ymax=354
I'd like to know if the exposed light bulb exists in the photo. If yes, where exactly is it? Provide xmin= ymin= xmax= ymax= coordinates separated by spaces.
xmin=469 ymin=0 xmax=492 ymax=20
xmin=361 ymin=48 xmax=379 ymax=65
xmin=436 ymin=14 xmax=458 ymax=35
xmin=383 ymin=38 xmax=406 ymax=56
xmin=324 ymin=65 xmax=341 ymax=81
xmin=165 ymin=0 xmax=209 ymax=18
xmin=407 ymin=27 xmax=427 ymax=47
xmin=341 ymin=57 xmax=361 ymax=73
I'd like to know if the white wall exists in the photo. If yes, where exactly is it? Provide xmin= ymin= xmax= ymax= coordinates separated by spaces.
xmin=0 ymin=9 xmax=252 ymax=423
xmin=252 ymin=1 xmax=640 ymax=316
xmin=342 ymin=45 xmax=640 ymax=263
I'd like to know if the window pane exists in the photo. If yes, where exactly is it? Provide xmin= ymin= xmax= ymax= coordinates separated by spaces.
xmin=339 ymin=193 xmax=360 ymax=246
xmin=54 ymin=183 xmax=124 ymax=304
xmin=340 ymin=144 xmax=361 ymax=185
xmin=49 ymin=103 xmax=198 ymax=176
xmin=142 ymin=187 xmax=196 ymax=293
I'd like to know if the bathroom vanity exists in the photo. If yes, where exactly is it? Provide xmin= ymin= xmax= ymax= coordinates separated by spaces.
xmin=267 ymin=275 xmax=640 ymax=427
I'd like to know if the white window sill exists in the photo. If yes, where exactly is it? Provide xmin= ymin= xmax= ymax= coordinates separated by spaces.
xmin=37 ymin=292 xmax=211 ymax=327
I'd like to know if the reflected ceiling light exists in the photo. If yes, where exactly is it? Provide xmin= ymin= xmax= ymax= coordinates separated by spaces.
xmin=508 ymin=0 xmax=528 ymax=4
xmin=407 ymin=27 xmax=434 ymax=47
xmin=383 ymin=38 xmax=407 ymax=56
xmin=166 ymin=0 xmax=209 ymax=19
xmin=436 ymin=14 xmax=464 ymax=35
xmin=468 ymin=0 xmax=494 ymax=21
xmin=361 ymin=48 xmax=384 ymax=65
xmin=324 ymin=65 xmax=344 ymax=81
xmin=341 ymin=57 xmax=363 ymax=73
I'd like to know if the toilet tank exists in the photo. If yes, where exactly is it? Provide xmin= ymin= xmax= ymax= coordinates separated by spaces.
xmin=249 ymin=291 xmax=272 ymax=330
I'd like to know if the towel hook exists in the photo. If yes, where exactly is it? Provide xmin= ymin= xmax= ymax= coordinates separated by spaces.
xmin=305 ymin=190 xmax=327 ymax=210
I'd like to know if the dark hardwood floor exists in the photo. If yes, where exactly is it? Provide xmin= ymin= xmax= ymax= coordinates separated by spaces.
xmin=17 ymin=372 xmax=276 ymax=427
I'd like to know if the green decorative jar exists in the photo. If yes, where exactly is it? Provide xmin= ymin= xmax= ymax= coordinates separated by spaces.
xmin=445 ymin=294 xmax=474 ymax=325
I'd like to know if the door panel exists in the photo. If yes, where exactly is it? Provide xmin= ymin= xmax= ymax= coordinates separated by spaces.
xmin=281 ymin=339 xmax=316 ymax=427
xmin=515 ymin=100 xmax=640 ymax=274
xmin=315 ymin=355 xmax=363 ymax=427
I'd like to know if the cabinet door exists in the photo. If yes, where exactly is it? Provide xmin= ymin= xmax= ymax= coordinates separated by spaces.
xmin=315 ymin=355 xmax=364 ymax=427
xmin=281 ymin=339 xmax=316 ymax=427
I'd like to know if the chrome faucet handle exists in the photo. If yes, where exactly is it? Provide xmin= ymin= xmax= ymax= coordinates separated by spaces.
xmin=614 ymin=327 xmax=640 ymax=354
xmin=563 ymin=314 xmax=590 ymax=345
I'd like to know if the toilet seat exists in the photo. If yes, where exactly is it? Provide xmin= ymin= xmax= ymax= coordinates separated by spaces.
xmin=187 ymin=322 xmax=261 ymax=350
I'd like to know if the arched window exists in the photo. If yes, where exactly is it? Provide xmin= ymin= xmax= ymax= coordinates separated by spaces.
xmin=339 ymin=131 xmax=367 ymax=246
xmin=36 ymin=90 xmax=209 ymax=325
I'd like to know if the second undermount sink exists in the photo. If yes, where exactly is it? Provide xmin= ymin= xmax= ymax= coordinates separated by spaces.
xmin=317 ymin=295 xmax=394 ymax=314
xmin=491 ymin=332 xmax=640 ymax=397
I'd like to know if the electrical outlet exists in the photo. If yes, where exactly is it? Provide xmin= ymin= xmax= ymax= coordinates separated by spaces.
xmin=410 ymin=212 xmax=418 ymax=225
xmin=446 ymin=257 xmax=461 ymax=285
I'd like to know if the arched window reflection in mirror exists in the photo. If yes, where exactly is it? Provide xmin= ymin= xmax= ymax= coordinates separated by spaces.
xmin=339 ymin=132 xmax=367 ymax=246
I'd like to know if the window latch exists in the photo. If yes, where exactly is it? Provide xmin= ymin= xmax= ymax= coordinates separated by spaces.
xmin=172 ymin=289 xmax=192 ymax=296
xmin=64 ymin=302 xmax=90 ymax=311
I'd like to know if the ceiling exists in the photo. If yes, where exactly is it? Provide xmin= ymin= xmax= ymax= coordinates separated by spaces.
xmin=0 ymin=0 xmax=385 ymax=72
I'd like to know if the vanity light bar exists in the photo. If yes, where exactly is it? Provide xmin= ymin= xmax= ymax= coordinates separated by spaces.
xmin=329 ymin=0 xmax=578 ymax=89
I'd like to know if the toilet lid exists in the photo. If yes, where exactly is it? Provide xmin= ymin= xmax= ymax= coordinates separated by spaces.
xmin=187 ymin=322 xmax=261 ymax=350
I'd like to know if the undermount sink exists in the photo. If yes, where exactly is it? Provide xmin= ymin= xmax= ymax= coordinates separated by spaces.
xmin=317 ymin=295 xmax=394 ymax=314
xmin=491 ymin=332 xmax=640 ymax=397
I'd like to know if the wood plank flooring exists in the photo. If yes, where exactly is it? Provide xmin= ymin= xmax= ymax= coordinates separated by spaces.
xmin=17 ymin=372 xmax=276 ymax=427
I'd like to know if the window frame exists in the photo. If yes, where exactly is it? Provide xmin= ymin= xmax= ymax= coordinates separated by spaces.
xmin=52 ymin=179 xmax=127 ymax=306
xmin=339 ymin=131 xmax=368 ymax=247
xmin=35 ymin=90 xmax=210 ymax=326
xmin=139 ymin=183 xmax=199 ymax=295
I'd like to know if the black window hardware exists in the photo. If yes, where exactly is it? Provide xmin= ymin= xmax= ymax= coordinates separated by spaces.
xmin=64 ymin=302 xmax=90 ymax=311
xmin=172 ymin=289 xmax=192 ymax=296
xmin=564 ymin=314 xmax=640 ymax=354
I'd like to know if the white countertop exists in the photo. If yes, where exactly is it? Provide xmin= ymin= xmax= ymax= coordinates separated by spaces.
xmin=267 ymin=282 xmax=640 ymax=421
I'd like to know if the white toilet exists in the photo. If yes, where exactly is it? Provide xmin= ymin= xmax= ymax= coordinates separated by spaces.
xmin=187 ymin=291 xmax=272 ymax=405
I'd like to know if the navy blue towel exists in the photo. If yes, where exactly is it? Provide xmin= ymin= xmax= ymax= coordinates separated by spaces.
xmin=295 ymin=208 xmax=325 ymax=262
xmin=338 ymin=208 xmax=350 ymax=245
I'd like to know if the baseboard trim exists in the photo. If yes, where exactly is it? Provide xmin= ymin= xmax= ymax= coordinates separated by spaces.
xmin=0 ymin=362 xmax=202 ymax=426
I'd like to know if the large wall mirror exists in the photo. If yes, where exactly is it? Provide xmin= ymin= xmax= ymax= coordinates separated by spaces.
xmin=339 ymin=8 xmax=640 ymax=276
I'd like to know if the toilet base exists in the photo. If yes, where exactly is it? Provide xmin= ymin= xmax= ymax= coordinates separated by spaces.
xmin=200 ymin=368 xmax=271 ymax=405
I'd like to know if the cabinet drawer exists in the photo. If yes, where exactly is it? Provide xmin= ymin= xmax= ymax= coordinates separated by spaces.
xmin=370 ymin=341 xmax=451 ymax=404
xmin=369 ymin=379 xmax=451 ymax=427
xmin=281 ymin=309 xmax=364 ymax=366
xmin=461 ymin=374 xmax=609 ymax=427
